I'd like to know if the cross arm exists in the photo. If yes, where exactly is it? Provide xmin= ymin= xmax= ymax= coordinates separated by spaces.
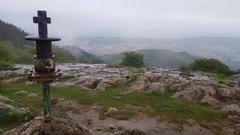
xmin=33 ymin=16 xmax=51 ymax=24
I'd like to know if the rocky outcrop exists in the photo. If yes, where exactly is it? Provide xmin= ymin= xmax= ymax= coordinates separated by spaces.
xmin=53 ymin=99 xmax=80 ymax=112
xmin=0 ymin=94 xmax=30 ymax=115
xmin=222 ymin=104 xmax=240 ymax=115
xmin=120 ymin=129 xmax=146 ymax=135
xmin=3 ymin=64 xmax=240 ymax=135
xmin=50 ymin=64 xmax=133 ymax=91
xmin=3 ymin=116 xmax=92 ymax=135
xmin=201 ymin=95 xmax=221 ymax=108
xmin=3 ymin=64 xmax=240 ymax=117
xmin=0 ymin=67 xmax=29 ymax=79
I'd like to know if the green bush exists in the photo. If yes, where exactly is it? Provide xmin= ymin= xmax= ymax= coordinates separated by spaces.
xmin=14 ymin=45 xmax=35 ymax=64
xmin=0 ymin=42 xmax=14 ymax=62
xmin=188 ymin=58 xmax=230 ymax=74
xmin=0 ymin=61 xmax=13 ymax=70
xmin=121 ymin=51 xmax=145 ymax=68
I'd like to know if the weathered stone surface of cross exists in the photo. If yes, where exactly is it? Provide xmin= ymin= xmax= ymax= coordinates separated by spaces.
xmin=33 ymin=11 xmax=51 ymax=38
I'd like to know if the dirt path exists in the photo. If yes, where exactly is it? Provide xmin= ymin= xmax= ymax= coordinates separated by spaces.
xmin=67 ymin=109 xmax=213 ymax=135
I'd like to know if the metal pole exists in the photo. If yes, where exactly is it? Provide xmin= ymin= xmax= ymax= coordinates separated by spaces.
xmin=42 ymin=82 xmax=51 ymax=120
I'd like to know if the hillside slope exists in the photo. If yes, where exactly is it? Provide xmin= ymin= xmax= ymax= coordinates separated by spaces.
xmin=100 ymin=49 xmax=198 ymax=68
xmin=0 ymin=19 xmax=29 ymax=48
xmin=138 ymin=49 xmax=198 ymax=68
xmin=0 ymin=19 xmax=76 ymax=64
xmin=73 ymin=37 xmax=240 ymax=69
xmin=63 ymin=46 xmax=103 ymax=64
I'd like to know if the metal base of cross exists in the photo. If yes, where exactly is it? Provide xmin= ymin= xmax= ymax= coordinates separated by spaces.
xmin=42 ymin=82 xmax=52 ymax=122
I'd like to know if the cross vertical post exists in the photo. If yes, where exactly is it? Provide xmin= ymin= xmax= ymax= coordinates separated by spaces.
xmin=43 ymin=82 xmax=51 ymax=118
xmin=25 ymin=10 xmax=61 ymax=122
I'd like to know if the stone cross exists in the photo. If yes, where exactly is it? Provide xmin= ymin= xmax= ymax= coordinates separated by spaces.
xmin=25 ymin=10 xmax=61 ymax=122
xmin=33 ymin=11 xmax=51 ymax=38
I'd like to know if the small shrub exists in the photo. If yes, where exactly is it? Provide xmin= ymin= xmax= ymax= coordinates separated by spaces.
xmin=187 ymin=58 xmax=230 ymax=75
xmin=121 ymin=51 xmax=145 ymax=68
xmin=213 ymin=74 xmax=232 ymax=84
xmin=0 ymin=42 xmax=14 ymax=62
xmin=0 ymin=61 xmax=13 ymax=71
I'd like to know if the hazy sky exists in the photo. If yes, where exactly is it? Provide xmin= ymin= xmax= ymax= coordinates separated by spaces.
xmin=1 ymin=0 xmax=240 ymax=42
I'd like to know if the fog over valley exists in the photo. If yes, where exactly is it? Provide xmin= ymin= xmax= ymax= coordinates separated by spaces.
xmin=1 ymin=0 xmax=240 ymax=40
xmin=1 ymin=0 xmax=240 ymax=68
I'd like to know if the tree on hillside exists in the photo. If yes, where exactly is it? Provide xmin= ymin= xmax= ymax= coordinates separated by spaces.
xmin=0 ymin=42 xmax=14 ymax=70
xmin=0 ymin=19 xmax=29 ymax=48
xmin=188 ymin=58 xmax=230 ymax=74
xmin=15 ymin=45 xmax=35 ymax=64
xmin=0 ymin=42 xmax=14 ymax=61
xmin=121 ymin=51 xmax=144 ymax=68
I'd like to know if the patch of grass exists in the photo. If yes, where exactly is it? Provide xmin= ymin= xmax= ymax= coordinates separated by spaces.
xmin=213 ymin=74 xmax=232 ymax=84
xmin=52 ymin=111 xmax=67 ymax=118
xmin=59 ymin=75 xmax=75 ymax=82
xmin=0 ymin=110 xmax=36 ymax=131
xmin=101 ymin=110 xmax=136 ymax=120
xmin=0 ymin=81 xmax=228 ymax=132
xmin=0 ymin=83 xmax=43 ymax=113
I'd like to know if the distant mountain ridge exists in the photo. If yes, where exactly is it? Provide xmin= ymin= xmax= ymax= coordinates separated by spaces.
xmin=72 ymin=36 xmax=240 ymax=69
xmin=0 ymin=19 xmax=103 ymax=64
xmin=62 ymin=46 xmax=103 ymax=64
xmin=138 ymin=49 xmax=198 ymax=68
xmin=100 ymin=49 xmax=198 ymax=68
xmin=1 ymin=18 xmax=240 ymax=68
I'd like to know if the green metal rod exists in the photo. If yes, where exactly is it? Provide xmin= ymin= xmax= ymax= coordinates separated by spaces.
xmin=42 ymin=82 xmax=51 ymax=119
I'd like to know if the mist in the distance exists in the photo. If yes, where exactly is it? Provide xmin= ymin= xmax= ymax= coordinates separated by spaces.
xmin=1 ymin=0 xmax=240 ymax=43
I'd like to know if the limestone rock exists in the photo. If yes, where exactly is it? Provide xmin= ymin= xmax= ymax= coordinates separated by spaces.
xmin=0 ymin=94 xmax=30 ymax=115
xmin=106 ymin=107 xmax=118 ymax=114
xmin=232 ymin=124 xmax=240 ymax=134
xmin=120 ymin=129 xmax=146 ymax=135
xmin=82 ymin=78 xmax=102 ymax=89
xmin=148 ymin=82 xmax=165 ymax=94
xmin=201 ymin=95 xmax=221 ymax=108
xmin=3 ymin=116 xmax=93 ymax=135
xmin=222 ymin=104 xmax=240 ymax=115
xmin=216 ymin=87 xmax=235 ymax=101
xmin=26 ymin=93 xmax=38 ymax=98
xmin=53 ymin=100 xmax=79 ymax=112
xmin=172 ymin=85 xmax=205 ymax=101
xmin=127 ymin=81 xmax=149 ymax=93
xmin=0 ymin=129 xmax=3 ymax=134
xmin=14 ymin=91 xmax=29 ymax=96
xmin=0 ymin=95 xmax=13 ymax=102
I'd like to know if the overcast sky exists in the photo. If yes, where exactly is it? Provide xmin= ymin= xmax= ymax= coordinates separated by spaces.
xmin=1 ymin=0 xmax=240 ymax=42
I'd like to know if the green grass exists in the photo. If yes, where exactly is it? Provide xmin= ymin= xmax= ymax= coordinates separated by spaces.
xmin=0 ymin=111 xmax=35 ymax=131
xmin=0 ymin=81 xmax=230 ymax=134
xmin=0 ymin=61 xmax=13 ymax=71
xmin=0 ymin=82 xmax=227 ymax=123
xmin=213 ymin=74 xmax=232 ymax=84
xmin=59 ymin=75 xmax=75 ymax=82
